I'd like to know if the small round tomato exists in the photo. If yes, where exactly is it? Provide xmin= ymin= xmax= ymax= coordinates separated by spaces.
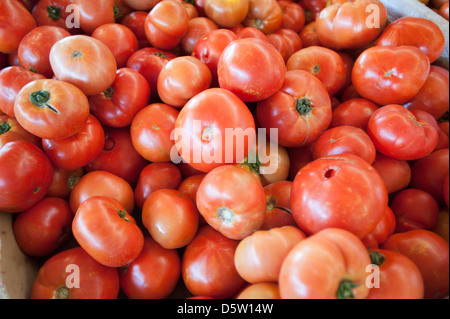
xmin=72 ymin=196 xmax=144 ymax=268
xmin=279 ymin=0 xmax=305 ymax=33
xmin=13 ymin=197 xmax=73 ymax=257
xmin=181 ymin=17 xmax=218 ymax=55
xmin=439 ymin=1 xmax=449 ymax=20
xmin=299 ymin=21 xmax=320 ymax=47
xmin=47 ymin=167 xmax=84 ymax=199
xmin=243 ymin=0 xmax=283 ymax=35
xmin=31 ymin=247 xmax=120 ymax=299
xmin=330 ymin=98 xmax=379 ymax=131
xmin=371 ymin=153 xmax=411 ymax=194
xmin=73 ymin=0 xmax=116 ymax=35
xmin=0 ymin=115 xmax=41 ymax=149
xmin=234 ymin=283 xmax=281 ymax=299
xmin=204 ymin=0 xmax=249 ymax=28
xmin=123 ymin=0 xmax=161 ymax=10
xmin=119 ymin=236 xmax=181 ymax=299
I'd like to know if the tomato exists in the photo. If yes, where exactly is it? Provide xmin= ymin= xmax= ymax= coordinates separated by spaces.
xmin=267 ymin=28 xmax=302 ymax=63
xmin=287 ymin=145 xmax=314 ymax=181
xmin=178 ymin=174 xmax=207 ymax=226
xmin=367 ymin=105 xmax=438 ymax=161
xmin=243 ymin=0 xmax=283 ymax=35
xmin=175 ymin=88 xmax=256 ymax=172
xmin=181 ymin=17 xmax=218 ymax=55
xmin=142 ymin=189 xmax=199 ymax=249
xmin=204 ymin=0 xmax=249 ymax=28
xmin=279 ymin=1 xmax=305 ymax=33
xmin=313 ymin=126 xmax=376 ymax=164
xmin=47 ymin=167 xmax=84 ymax=199
xmin=91 ymin=23 xmax=139 ymax=68
xmin=336 ymin=51 xmax=354 ymax=95
xmin=69 ymin=170 xmax=135 ymax=215
xmin=0 ymin=0 xmax=37 ymax=54
xmin=315 ymin=0 xmax=387 ymax=50
xmin=191 ymin=28 xmax=237 ymax=87
xmin=363 ymin=206 xmax=396 ymax=248
xmin=72 ymin=196 xmax=144 ymax=267
xmin=0 ymin=115 xmax=41 ymax=149
xmin=181 ymin=225 xmax=246 ymax=299
xmin=0 ymin=66 xmax=46 ymax=117
xmin=173 ymin=0 xmax=199 ymax=20
xmin=298 ymin=0 xmax=327 ymax=23
xmin=218 ymin=38 xmax=285 ymax=102
xmin=196 ymin=165 xmax=266 ymax=240
xmin=261 ymin=181 xmax=296 ymax=230
xmin=126 ymin=47 xmax=176 ymax=100
xmin=381 ymin=229 xmax=449 ymax=299
xmin=279 ymin=228 xmax=371 ymax=299
xmin=123 ymin=0 xmax=161 ymax=10
xmin=431 ymin=0 xmax=447 ymax=8
xmin=49 ymin=35 xmax=117 ymax=96
xmin=432 ymin=209 xmax=449 ymax=242
xmin=410 ymin=148 xmax=449 ymax=206
xmin=119 ymin=236 xmax=181 ymax=299
xmin=158 ymin=56 xmax=212 ymax=108
xmin=113 ymin=0 xmax=134 ymax=22
xmin=18 ymin=26 xmax=71 ymax=78
xmin=0 ymin=141 xmax=53 ymax=213
xmin=14 ymin=79 xmax=90 ymax=141
xmin=89 ymin=68 xmax=150 ymax=128
xmin=235 ymin=226 xmax=306 ymax=284
xmin=367 ymin=249 xmax=424 ymax=299
xmin=256 ymin=70 xmax=332 ymax=148
xmin=235 ymin=26 xmax=268 ymax=41
xmin=287 ymin=46 xmax=346 ymax=97
xmin=31 ymin=247 xmax=120 ymax=299
xmin=440 ymin=0 xmax=449 ymax=20
xmin=85 ymin=126 xmax=149 ymax=188
xmin=291 ymin=153 xmax=388 ymax=239
xmin=31 ymin=0 xmax=76 ymax=33
xmin=299 ymin=21 xmax=320 ymax=48
xmin=135 ymin=162 xmax=182 ymax=210
xmin=13 ymin=197 xmax=73 ymax=257
xmin=411 ymin=109 xmax=449 ymax=151
xmin=352 ymin=46 xmax=430 ymax=106
xmin=444 ymin=174 xmax=449 ymax=208
xmin=340 ymin=84 xmax=362 ymax=102
xmin=73 ymin=0 xmax=116 ymax=34
xmin=120 ymin=11 xmax=151 ymax=47
xmin=144 ymin=0 xmax=190 ymax=50
xmin=130 ymin=103 xmax=179 ymax=163
xmin=405 ymin=66 xmax=449 ymax=120
xmin=234 ymin=283 xmax=280 ymax=299
xmin=371 ymin=153 xmax=411 ymax=194
xmin=330 ymin=98 xmax=379 ymax=131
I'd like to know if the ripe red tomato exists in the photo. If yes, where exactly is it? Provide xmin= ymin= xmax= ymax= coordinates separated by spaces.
xmin=13 ymin=197 xmax=73 ymax=257
xmin=287 ymin=145 xmax=314 ymax=181
xmin=46 ymin=167 xmax=84 ymax=199
xmin=291 ymin=153 xmax=388 ymax=239
xmin=124 ymin=0 xmax=161 ymax=10
xmin=204 ymin=0 xmax=249 ymax=28
xmin=371 ymin=153 xmax=411 ymax=194
xmin=299 ymin=21 xmax=320 ymax=47
xmin=31 ymin=0 xmax=76 ymax=33
xmin=367 ymin=104 xmax=438 ymax=161
xmin=73 ymin=0 xmax=116 ymax=35
xmin=256 ymin=70 xmax=332 ymax=148
xmin=31 ymin=247 xmax=120 ymax=299
xmin=243 ymin=0 xmax=283 ymax=35
xmin=279 ymin=1 xmax=305 ymax=33
xmin=279 ymin=228 xmax=371 ymax=299
xmin=196 ymin=165 xmax=266 ymax=240
xmin=0 ymin=115 xmax=41 ymax=149
xmin=261 ymin=181 xmax=296 ymax=230
xmin=298 ymin=0 xmax=327 ymax=23
xmin=439 ymin=0 xmax=449 ymax=20
xmin=234 ymin=283 xmax=280 ymax=299
xmin=72 ymin=196 xmax=144 ymax=267
xmin=181 ymin=17 xmax=218 ymax=55
xmin=267 ymin=29 xmax=302 ymax=63
xmin=49 ymin=35 xmax=117 ymax=96
xmin=119 ymin=236 xmax=181 ymax=299
xmin=330 ymin=98 xmax=379 ymax=131
xmin=235 ymin=26 xmax=268 ymax=41
xmin=121 ymin=11 xmax=151 ymax=47
xmin=352 ymin=46 xmax=430 ymax=106
xmin=181 ymin=225 xmax=246 ymax=299
xmin=0 ymin=141 xmax=53 ymax=213
xmin=411 ymin=109 xmax=449 ymax=151
xmin=362 ymin=206 xmax=396 ymax=248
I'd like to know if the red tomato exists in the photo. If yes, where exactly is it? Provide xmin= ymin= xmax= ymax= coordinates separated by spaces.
xmin=235 ymin=26 xmax=268 ymax=41
xmin=444 ymin=174 xmax=449 ymax=208
xmin=42 ymin=114 xmax=104 ymax=170
xmin=313 ymin=126 xmax=377 ymax=164
xmin=0 ymin=0 xmax=37 ymax=54
xmin=279 ymin=0 xmax=306 ymax=33
xmin=178 ymin=174 xmax=207 ymax=226
xmin=279 ymin=228 xmax=371 ymax=299
xmin=267 ymin=29 xmax=302 ymax=63
xmin=31 ymin=247 xmax=120 ymax=299
xmin=196 ymin=165 xmax=266 ymax=240
xmin=291 ymin=153 xmax=388 ymax=239
xmin=439 ymin=0 xmax=449 ymax=20
xmin=32 ymin=0 xmax=76 ymax=33
xmin=298 ymin=0 xmax=327 ymax=23
xmin=363 ymin=206 xmax=396 ymax=248
xmin=218 ymin=38 xmax=285 ymax=102
xmin=13 ymin=197 xmax=73 ymax=257
xmin=367 ymin=104 xmax=438 ymax=161
xmin=181 ymin=225 xmax=246 ymax=299
xmin=119 ymin=236 xmax=181 ymax=299
xmin=243 ymin=0 xmax=283 ymax=35
xmin=121 ymin=11 xmax=151 ymax=47
xmin=299 ymin=21 xmax=320 ymax=47
xmin=234 ymin=283 xmax=281 ymax=299
xmin=371 ymin=153 xmax=411 ymax=194
xmin=89 ymin=68 xmax=150 ymax=128
xmin=46 ymin=167 xmax=84 ymax=199
xmin=352 ymin=46 xmax=430 ymax=106
xmin=411 ymin=109 xmax=449 ymax=151
xmin=72 ymin=196 xmax=144 ymax=267
xmin=49 ymin=35 xmax=117 ymax=96
xmin=204 ymin=0 xmax=249 ymax=28
xmin=381 ymin=229 xmax=449 ymax=299
xmin=0 ymin=141 xmax=53 ymax=213
xmin=181 ymin=17 xmax=218 ymax=55
xmin=142 ymin=189 xmax=199 ymax=249
xmin=0 ymin=115 xmax=41 ymax=149
xmin=315 ymin=0 xmax=387 ymax=50
xmin=256 ymin=70 xmax=332 ymax=148
xmin=287 ymin=145 xmax=314 ymax=181
xmin=262 ymin=182 xmax=296 ymax=229
xmin=73 ymin=0 xmax=116 ymax=35
xmin=123 ymin=0 xmax=161 ymax=10
xmin=234 ymin=226 xmax=306 ymax=284
xmin=330 ymin=98 xmax=379 ymax=131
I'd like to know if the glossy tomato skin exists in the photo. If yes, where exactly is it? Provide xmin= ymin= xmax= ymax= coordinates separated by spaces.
xmin=46 ymin=167 xmax=84 ymax=199
xmin=13 ymin=197 xmax=73 ymax=257
xmin=204 ymin=0 xmax=249 ymax=28
xmin=124 ymin=0 xmax=161 ymax=10
xmin=31 ymin=247 xmax=120 ymax=299
xmin=73 ymin=196 xmax=144 ymax=268
xmin=300 ymin=21 xmax=320 ymax=47
xmin=73 ymin=0 xmax=116 ymax=35
xmin=362 ymin=206 xmax=396 ymax=248
xmin=411 ymin=109 xmax=449 ymax=151
xmin=381 ymin=229 xmax=449 ymax=299
xmin=0 ymin=0 xmax=37 ymax=54
xmin=42 ymin=114 xmax=104 ymax=170
xmin=371 ymin=153 xmax=411 ymax=194
xmin=298 ymin=0 xmax=327 ymax=23
xmin=279 ymin=0 xmax=305 ymax=33
xmin=182 ymin=225 xmax=246 ymax=299
xmin=181 ymin=17 xmax=218 ymax=55
xmin=291 ymin=153 xmax=388 ymax=239
xmin=367 ymin=105 xmax=438 ymax=161
xmin=243 ymin=0 xmax=283 ymax=35
xmin=234 ymin=283 xmax=281 ymax=299
xmin=89 ymin=68 xmax=151 ymax=128
xmin=0 ymin=141 xmax=53 ymax=213
xmin=196 ymin=165 xmax=266 ymax=240
xmin=0 ymin=115 xmax=41 ymax=149
xmin=261 ymin=181 xmax=296 ymax=230
xmin=31 ymin=0 xmax=76 ymax=33
xmin=121 ymin=11 xmax=152 ymax=47
xmin=119 ymin=236 xmax=181 ymax=299
xmin=352 ymin=46 xmax=430 ymax=106
xmin=330 ymin=98 xmax=379 ymax=131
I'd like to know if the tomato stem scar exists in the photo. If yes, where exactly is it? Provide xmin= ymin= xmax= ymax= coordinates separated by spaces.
xmin=295 ymin=97 xmax=313 ymax=115
xmin=54 ymin=285 xmax=70 ymax=299
xmin=0 ymin=121 xmax=11 ymax=135
xmin=30 ymin=90 xmax=60 ymax=114
xmin=336 ymin=279 xmax=358 ymax=299
xmin=47 ymin=6 xmax=61 ymax=20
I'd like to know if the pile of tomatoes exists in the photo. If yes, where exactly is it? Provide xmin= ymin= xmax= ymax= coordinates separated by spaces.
xmin=0 ymin=0 xmax=449 ymax=300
